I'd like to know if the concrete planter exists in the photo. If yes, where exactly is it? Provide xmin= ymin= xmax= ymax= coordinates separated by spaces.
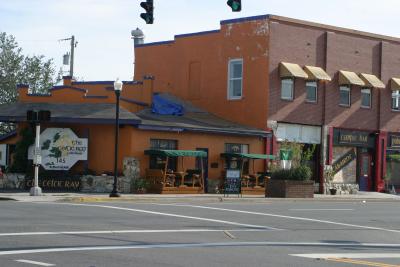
xmin=266 ymin=180 xmax=314 ymax=198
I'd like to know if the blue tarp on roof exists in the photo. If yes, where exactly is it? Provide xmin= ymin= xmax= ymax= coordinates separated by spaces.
xmin=151 ymin=93 xmax=184 ymax=116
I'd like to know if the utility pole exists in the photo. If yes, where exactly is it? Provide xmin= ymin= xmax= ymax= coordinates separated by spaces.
xmin=59 ymin=35 xmax=78 ymax=77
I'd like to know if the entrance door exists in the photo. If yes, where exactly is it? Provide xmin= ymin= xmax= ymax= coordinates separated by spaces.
xmin=359 ymin=152 xmax=372 ymax=191
xmin=196 ymin=148 xmax=209 ymax=193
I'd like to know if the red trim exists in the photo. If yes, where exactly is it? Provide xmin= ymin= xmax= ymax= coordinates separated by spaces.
xmin=327 ymin=127 xmax=333 ymax=165
xmin=375 ymin=131 xmax=387 ymax=192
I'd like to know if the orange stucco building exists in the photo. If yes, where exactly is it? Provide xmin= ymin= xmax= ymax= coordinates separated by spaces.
xmin=0 ymin=75 xmax=270 ymax=193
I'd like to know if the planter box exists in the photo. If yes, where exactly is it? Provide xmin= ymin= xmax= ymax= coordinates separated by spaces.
xmin=266 ymin=180 xmax=314 ymax=198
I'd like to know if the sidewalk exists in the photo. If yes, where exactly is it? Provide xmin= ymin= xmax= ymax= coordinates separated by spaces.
xmin=1 ymin=191 xmax=400 ymax=203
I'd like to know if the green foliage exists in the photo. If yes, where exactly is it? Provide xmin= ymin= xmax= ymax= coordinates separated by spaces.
xmin=132 ymin=178 xmax=149 ymax=191
xmin=0 ymin=32 xmax=61 ymax=134
xmin=271 ymin=165 xmax=312 ymax=181
xmin=10 ymin=127 xmax=34 ymax=172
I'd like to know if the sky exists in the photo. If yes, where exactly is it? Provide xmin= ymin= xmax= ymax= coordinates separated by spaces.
xmin=1 ymin=0 xmax=400 ymax=82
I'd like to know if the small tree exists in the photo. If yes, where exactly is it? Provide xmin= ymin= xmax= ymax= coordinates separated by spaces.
xmin=0 ymin=32 xmax=61 ymax=134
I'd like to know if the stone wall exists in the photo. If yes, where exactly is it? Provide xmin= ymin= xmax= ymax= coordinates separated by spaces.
xmin=0 ymin=157 xmax=141 ymax=193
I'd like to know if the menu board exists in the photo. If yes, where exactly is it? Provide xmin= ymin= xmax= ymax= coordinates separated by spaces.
xmin=224 ymin=169 xmax=241 ymax=197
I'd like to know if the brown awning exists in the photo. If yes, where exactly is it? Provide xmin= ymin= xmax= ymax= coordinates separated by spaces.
xmin=391 ymin=78 xmax=400 ymax=91
xmin=338 ymin=70 xmax=365 ymax=86
xmin=304 ymin=66 xmax=331 ymax=81
xmin=279 ymin=62 xmax=308 ymax=79
xmin=359 ymin=73 xmax=385 ymax=88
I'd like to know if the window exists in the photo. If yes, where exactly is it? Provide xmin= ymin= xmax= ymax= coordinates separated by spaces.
xmin=339 ymin=85 xmax=350 ymax=106
xmin=281 ymin=78 xmax=294 ymax=100
xmin=227 ymin=59 xmax=243 ymax=99
xmin=224 ymin=143 xmax=249 ymax=173
xmin=392 ymin=90 xmax=400 ymax=111
xmin=149 ymin=139 xmax=177 ymax=170
xmin=361 ymin=88 xmax=371 ymax=108
xmin=305 ymin=81 xmax=317 ymax=102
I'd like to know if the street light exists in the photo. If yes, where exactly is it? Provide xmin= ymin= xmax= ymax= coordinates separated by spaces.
xmin=110 ymin=78 xmax=123 ymax=197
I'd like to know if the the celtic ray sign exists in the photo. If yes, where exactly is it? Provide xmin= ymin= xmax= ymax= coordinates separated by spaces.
xmin=29 ymin=128 xmax=88 ymax=170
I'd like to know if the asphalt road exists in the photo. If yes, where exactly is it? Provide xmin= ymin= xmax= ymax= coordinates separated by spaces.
xmin=1 ymin=199 xmax=400 ymax=267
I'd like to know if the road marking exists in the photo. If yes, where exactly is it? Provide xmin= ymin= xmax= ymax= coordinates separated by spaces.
xmin=44 ymin=203 xmax=279 ymax=230
xmin=289 ymin=209 xmax=354 ymax=211
xmin=159 ymin=204 xmax=400 ymax=234
xmin=15 ymin=259 xmax=55 ymax=266
xmin=326 ymin=258 xmax=399 ymax=267
xmin=223 ymin=230 xmax=236 ymax=239
xmin=0 ymin=228 xmax=267 ymax=237
xmin=1 ymin=242 xmax=400 ymax=256
xmin=291 ymin=253 xmax=400 ymax=259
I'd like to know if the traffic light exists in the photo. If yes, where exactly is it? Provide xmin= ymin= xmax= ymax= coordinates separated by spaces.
xmin=227 ymin=0 xmax=241 ymax=12
xmin=140 ymin=0 xmax=154 ymax=24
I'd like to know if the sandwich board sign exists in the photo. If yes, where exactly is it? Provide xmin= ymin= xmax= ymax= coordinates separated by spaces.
xmin=28 ymin=128 xmax=88 ymax=170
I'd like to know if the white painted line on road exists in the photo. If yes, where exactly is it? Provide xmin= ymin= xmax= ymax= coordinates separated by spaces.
xmin=291 ymin=253 xmax=400 ymax=259
xmin=1 ymin=241 xmax=400 ymax=256
xmin=15 ymin=259 xmax=55 ymax=266
xmin=157 ymin=204 xmax=400 ymax=234
xmin=0 ymin=228 xmax=267 ymax=237
xmin=45 ymin=202 xmax=279 ymax=230
xmin=289 ymin=209 xmax=354 ymax=211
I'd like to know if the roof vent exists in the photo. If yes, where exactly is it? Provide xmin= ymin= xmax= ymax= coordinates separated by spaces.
xmin=131 ymin=28 xmax=144 ymax=46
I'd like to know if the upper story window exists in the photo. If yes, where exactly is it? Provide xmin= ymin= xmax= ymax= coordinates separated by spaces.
xmin=227 ymin=59 xmax=243 ymax=100
xmin=281 ymin=78 xmax=294 ymax=100
xmin=305 ymin=81 xmax=317 ymax=102
xmin=339 ymin=85 xmax=351 ymax=106
xmin=392 ymin=90 xmax=400 ymax=111
xmin=361 ymin=88 xmax=371 ymax=108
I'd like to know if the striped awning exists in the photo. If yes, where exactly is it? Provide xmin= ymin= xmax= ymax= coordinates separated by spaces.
xmin=391 ymin=78 xmax=400 ymax=91
xmin=304 ymin=66 xmax=331 ymax=81
xmin=338 ymin=70 xmax=365 ymax=86
xmin=279 ymin=62 xmax=308 ymax=79
xmin=359 ymin=73 xmax=385 ymax=88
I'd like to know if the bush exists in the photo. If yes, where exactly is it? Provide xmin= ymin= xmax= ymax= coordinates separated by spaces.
xmin=271 ymin=165 xmax=312 ymax=181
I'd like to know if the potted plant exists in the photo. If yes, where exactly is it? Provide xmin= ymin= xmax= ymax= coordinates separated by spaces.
xmin=132 ymin=178 xmax=149 ymax=194
xmin=324 ymin=165 xmax=337 ymax=195
xmin=266 ymin=141 xmax=315 ymax=198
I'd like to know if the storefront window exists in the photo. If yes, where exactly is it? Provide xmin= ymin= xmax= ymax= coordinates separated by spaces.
xmin=386 ymin=152 xmax=400 ymax=188
xmin=224 ymin=143 xmax=249 ymax=173
xmin=149 ymin=139 xmax=177 ymax=170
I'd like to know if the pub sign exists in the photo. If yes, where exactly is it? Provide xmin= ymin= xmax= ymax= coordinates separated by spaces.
xmin=29 ymin=128 xmax=88 ymax=170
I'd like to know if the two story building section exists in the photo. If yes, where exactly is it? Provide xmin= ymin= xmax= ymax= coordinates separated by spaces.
xmin=134 ymin=14 xmax=400 ymax=193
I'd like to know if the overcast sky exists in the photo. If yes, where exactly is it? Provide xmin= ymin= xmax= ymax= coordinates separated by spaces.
xmin=1 ymin=0 xmax=399 ymax=82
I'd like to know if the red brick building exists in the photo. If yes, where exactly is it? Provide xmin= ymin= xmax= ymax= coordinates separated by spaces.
xmin=134 ymin=15 xmax=400 ymax=193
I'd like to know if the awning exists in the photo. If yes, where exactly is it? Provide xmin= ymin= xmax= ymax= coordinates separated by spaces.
xmin=338 ymin=70 xmax=365 ymax=86
xmin=391 ymin=78 xmax=400 ymax=91
xmin=144 ymin=149 xmax=207 ymax=157
xmin=279 ymin=62 xmax=308 ymax=79
xmin=220 ymin=153 xmax=275 ymax=160
xmin=304 ymin=66 xmax=331 ymax=81
xmin=359 ymin=73 xmax=385 ymax=88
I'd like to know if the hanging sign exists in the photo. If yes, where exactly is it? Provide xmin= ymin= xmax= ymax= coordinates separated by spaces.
xmin=29 ymin=128 xmax=88 ymax=170
xmin=332 ymin=148 xmax=356 ymax=174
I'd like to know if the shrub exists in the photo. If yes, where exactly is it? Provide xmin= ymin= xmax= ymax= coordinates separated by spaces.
xmin=271 ymin=165 xmax=312 ymax=181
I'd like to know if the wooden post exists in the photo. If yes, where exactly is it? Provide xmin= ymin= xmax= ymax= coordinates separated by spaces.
xmin=163 ymin=156 xmax=169 ymax=186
